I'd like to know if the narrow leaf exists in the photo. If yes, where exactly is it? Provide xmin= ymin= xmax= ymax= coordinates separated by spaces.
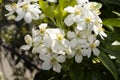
xmin=103 ymin=18 xmax=120 ymax=27
xmin=112 ymin=11 xmax=120 ymax=17
xmin=70 ymin=63 xmax=84 ymax=80
xmin=98 ymin=52 xmax=118 ymax=80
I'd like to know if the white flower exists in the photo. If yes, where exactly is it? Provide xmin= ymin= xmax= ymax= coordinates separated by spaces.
xmin=76 ymin=10 xmax=95 ymax=30
xmin=46 ymin=28 xmax=65 ymax=40
xmin=20 ymin=34 xmax=33 ymax=50
xmin=86 ymin=35 xmax=100 ymax=58
xmin=69 ymin=38 xmax=88 ymax=63
xmin=32 ymin=23 xmax=49 ymax=53
xmin=38 ymin=23 xmax=48 ymax=35
xmin=41 ymin=54 xmax=66 ymax=73
xmin=84 ymin=2 xmax=102 ymax=15
xmin=67 ymin=28 xmax=90 ymax=43
xmin=5 ymin=1 xmax=21 ymax=16
xmin=32 ymin=33 xmax=53 ymax=54
xmin=69 ymin=35 xmax=88 ymax=63
xmin=73 ymin=45 xmax=87 ymax=63
xmin=20 ymin=28 xmax=38 ymax=50
xmin=15 ymin=2 xmax=41 ymax=23
xmin=51 ymin=34 xmax=70 ymax=55
xmin=67 ymin=30 xmax=89 ymax=63
xmin=93 ymin=26 xmax=107 ymax=39
xmin=64 ymin=5 xmax=83 ymax=26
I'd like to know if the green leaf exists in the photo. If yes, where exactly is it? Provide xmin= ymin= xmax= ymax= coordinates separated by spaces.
xmin=34 ymin=70 xmax=50 ymax=80
xmin=100 ymin=46 xmax=120 ymax=60
xmin=103 ymin=18 xmax=120 ymax=27
xmin=100 ymin=0 xmax=120 ymax=6
xmin=70 ymin=62 xmax=84 ymax=80
xmin=0 ymin=0 xmax=3 ymax=3
xmin=39 ymin=0 xmax=48 ymax=10
xmin=92 ymin=72 xmax=102 ymax=80
xmin=39 ymin=0 xmax=55 ymax=18
xmin=100 ymin=28 xmax=120 ymax=60
xmin=44 ymin=6 xmax=55 ymax=18
xmin=112 ymin=11 xmax=120 ymax=17
xmin=105 ymin=25 xmax=114 ymax=32
xmin=98 ymin=52 xmax=118 ymax=80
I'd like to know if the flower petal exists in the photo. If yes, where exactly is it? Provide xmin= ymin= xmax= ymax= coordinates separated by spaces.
xmin=41 ymin=60 xmax=52 ymax=70
xmin=88 ymin=35 xmax=95 ymax=43
xmin=64 ymin=6 xmax=75 ymax=13
xmin=94 ymin=40 xmax=100 ymax=46
xmin=53 ymin=63 xmax=61 ymax=73
xmin=93 ymin=48 xmax=100 ymax=56
xmin=20 ymin=45 xmax=31 ymax=50
xmin=64 ymin=14 xmax=74 ymax=26
xmin=70 ymin=38 xmax=77 ymax=48
xmin=43 ymin=34 xmax=52 ymax=48
xmin=24 ymin=12 xmax=32 ymax=23
xmin=86 ymin=48 xmax=91 ymax=58
xmin=5 ymin=5 xmax=13 ymax=11
xmin=56 ymin=55 xmax=66 ymax=63
xmin=75 ymin=54 xmax=83 ymax=63
xmin=81 ymin=49 xmax=87 ymax=56
xmin=67 ymin=31 xmax=75 ymax=39
xmin=77 ymin=22 xmax=86 ymax=30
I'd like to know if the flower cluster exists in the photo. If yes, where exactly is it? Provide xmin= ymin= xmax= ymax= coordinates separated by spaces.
xmin=5 ymin=0 xmax=42 ymax=23
xmin=6 ymin=0 xmax=107 ymax=73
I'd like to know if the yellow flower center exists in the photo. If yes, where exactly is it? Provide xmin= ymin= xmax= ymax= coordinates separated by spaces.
xmin=57 ymin=33 xmax=64 ymax=41
xmin=75 ymin=9 xmax=82 ymax=15
xmin=39 ymin=28 xmax=46 ymax=35
xmin=90 ymin=43 xmax=96 ymax=49
xmin=22 ymin=4 xmax=28 ymax=11
xmin=76 ymin=48 xmax=81 ymax=54
xmin=51 ymin=58 xmax=57 ymax=64
xmin=85 ymin=17 xmax=92 ymax=23
xmin=77 ymin=32 xmax=81 ymax=38
xmin=99 ymin=27 xmax=105 ymax=32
